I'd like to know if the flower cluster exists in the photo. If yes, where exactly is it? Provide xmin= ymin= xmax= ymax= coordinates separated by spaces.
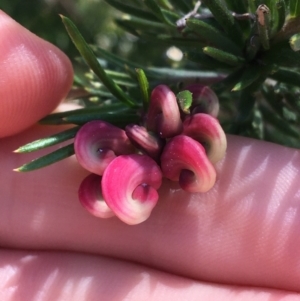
xmin=75 ymin=84 xmax=227 ymax=225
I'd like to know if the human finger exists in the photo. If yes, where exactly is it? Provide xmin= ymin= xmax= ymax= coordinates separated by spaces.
xmin=0 ymin=249 xmax=299 ymax=301
xmin=0 ymin=10 xmax=73 ymax=137
xmin=1 ymin=130 xmax=300 ymax=292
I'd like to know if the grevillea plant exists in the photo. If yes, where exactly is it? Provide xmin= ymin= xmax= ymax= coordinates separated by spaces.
xmin=14 ymin=0 xmax=300 ymax=223
xmin=14 ymin=46 xmax=226 ymax=225
xmin=72 ymin=84 xmax=225 ymax=224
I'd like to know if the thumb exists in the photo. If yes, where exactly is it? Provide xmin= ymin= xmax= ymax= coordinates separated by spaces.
xmin=0 ymin=10 xmax=73 ymax=138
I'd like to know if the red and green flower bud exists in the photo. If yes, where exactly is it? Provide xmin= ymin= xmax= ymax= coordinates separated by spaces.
xmin=125 ymin=124 xmax=165 ymax=162
xmin=102 ymin=154 xmax=162 ymax=225
xmin=74 ymin=120 xmax=134 ymax=175
xmin=146 ymin=85 xmax=183 ymax=138
xmin=183 ymin=113 xmax=227 ymax=164
xmin=185 ymin=84 xmax=219 ymax=117
xmin=161 ymin=135 xmax=216 ymax=193
xmin=78 ymin=173 xmax=114 ymax=218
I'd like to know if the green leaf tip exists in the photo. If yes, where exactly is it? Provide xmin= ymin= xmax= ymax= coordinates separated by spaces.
xmin=176 ymin=90 xmax=193 ymax=113
xmin=203 ymin=46 xmax=244 ymax=66
xmin=136 ymin=68 xmax=150 ymax=110
xmin=14 ymin=126 xmax=80 ymax=153
xmin=61 ymin=15 xmax=136 ymax=108
xmin=14 ymin=144 xmax=75 ymax=172
xmin=290 ymin=33 xmax=300 ymax=51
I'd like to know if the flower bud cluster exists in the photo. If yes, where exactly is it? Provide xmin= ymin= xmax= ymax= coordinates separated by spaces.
xmin=75 ymin=84 xmax=227 ymax=225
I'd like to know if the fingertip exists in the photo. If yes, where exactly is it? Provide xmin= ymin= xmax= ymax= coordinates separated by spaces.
xmin=0 ymin=10 xmax=74 ymax=137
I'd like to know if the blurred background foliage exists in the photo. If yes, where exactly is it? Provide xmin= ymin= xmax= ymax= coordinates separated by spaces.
xmin=1 ymin=0 xmax=120 ymax=59
xmin=1 ymin=0 xmax=169 ymax=66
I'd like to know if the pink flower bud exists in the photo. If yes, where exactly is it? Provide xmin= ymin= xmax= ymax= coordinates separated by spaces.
xmin=74 ymin=120 xmax=134 ymax=175
xmin=146 ymin=85 xmax=182 ymax=138
xmin=185 ymin=84 xmax=219 ymax=117
xmin=161 ymin=135 xmax=216 ymax=193
xmin=125 ymin=124 xmax=165 ymax=161
xmin=183 ymin=113 xmax=227 ymax=163
xmin=78 ymin=173 xmax=114 ymax=218
xmin=102 ymin=154 xmax=162 ymax=225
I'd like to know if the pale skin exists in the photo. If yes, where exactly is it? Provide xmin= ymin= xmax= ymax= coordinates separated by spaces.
xmin=0 ymin=10 xmax=300 ymax=300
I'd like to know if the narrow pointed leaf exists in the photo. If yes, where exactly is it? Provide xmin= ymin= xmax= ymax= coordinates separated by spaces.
xmin=185 ymin=50 xmax=232 ymax=70
xmin=225 ymin=0 xmax=248 ymax=13
xmin=290 ymin=0 xmax=300 ymax=17
xmin=144 ymin=0 xmax=175 ymax=26
xmin=136 ymin=69 xmax=150 ymax=110
xmin=61 ymin=15 xmax=136 ymax=107
xmin=103 ymin=0 xmax=159 ymax=21
xmin=15 ymin=144 xmax=75 ymax=172
xmin=157 ymin=0 xmax=173 ymax=10
xmin=169 ymin=0 xmax=192 ymax=12
xmin=39 ymin=103 xmax=129 ymax=125
xmin=115 ymin=19 xmax=140 ymax=37
xmin=260 ymin=105 xmax=300 ymax=138
xmin=118 ymin=16 xmax=166 ymax=32
xmin=232 ymin=65 xmax=261 ymax=91
xmin=186 ymin=18 xmax=242 ymax=55
xmin=203 ymin=46 xmax=244 ymax=66
xmin=63 ymin=111 xmax=139 ymax=126
xmin=201 ymin=0 xmax=244 ymax=46
xmin=143 ymin=34 xmax=206 ymax=48
xmin=93 ymin=46 xmax=146 ymax=71
xmin=212 ymin=67 xmax=245 ymax=92
xmin=270 ymin=67 xmax=300 ymax=87
xmin=275 ymin=0 xmax=286 ymax=33
xmin=15 ymin=126 xmax=80 ymax=153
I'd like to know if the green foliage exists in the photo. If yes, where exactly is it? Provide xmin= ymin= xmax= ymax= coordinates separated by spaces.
xmin=96 ymin=0 xmax=300 ymax=147
xmin=15 ymin=0 xmax=300 ymax=170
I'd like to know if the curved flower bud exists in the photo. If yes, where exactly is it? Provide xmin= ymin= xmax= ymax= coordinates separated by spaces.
xmin=78 ymin=173 xmax=114 ymax=218
xmin=183 ymin=113 xmax=227 ymax=164
xmin=102 ymin=154 xmax=162 ymax=225
xmin=185 ymin=84 xmax=219 ymax=117
xmin=74 ymin=120 xmax=134 ymax=175
xmin=146 ymin=85 xmax=182 ymax=138
xmin=125 ymin=124 xmax=165 ymax=162
xmin=161 ymin=135 xmax=216 ymax=193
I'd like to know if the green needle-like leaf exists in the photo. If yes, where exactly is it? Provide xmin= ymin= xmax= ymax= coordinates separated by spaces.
xmin=104 ymin=0 xmax=159 ymax=21
xmin=201 ymin=0 xmax=244 ymax=46
xmin=14 ymin=144 xmax=75 ymax=172
xmin=232 ymin=65 xmax=261 ymax=91
xmin=270 ymin=68 xmax=300 ymax=87
xmin=290 ymin=0 xmax=300 ymax=17
xmin=118 ymin=15 xmax=166 ymax=32
xmin=203 ymin=46 xmax=244 ymax=66
xmin=186 ymin=19 xmax=241 ymax=55
xmin=185 ymin=50 xmax=231 ymax=70
xmin=275 ymin=0 xmax=286 ymax=33
xmin=169 ymin=0 xmax=192 ymax=12
xmin=157 ymin=0 xmax=173 ymax=10
xmin=225 ymin=0 xmax=248 ymax=13
xmin=63 ymin=111 xmax=139 ymax=126
xmin=144 ymin=0 xmax=175 ymax=27
xmin=15 ymin=126 xmax=80 ymax=153
xmin=212 ymin=66 xmax=245 ymax=92
xmin=39 ymin=104 xmax=129 ymax=125
xmin=260 ymin=105 xmax=300 ymax=138
xmin=136 ymin=69 xmax=150 ymax=110
xmin=61 ymin=15 xmax=136 ymax=107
